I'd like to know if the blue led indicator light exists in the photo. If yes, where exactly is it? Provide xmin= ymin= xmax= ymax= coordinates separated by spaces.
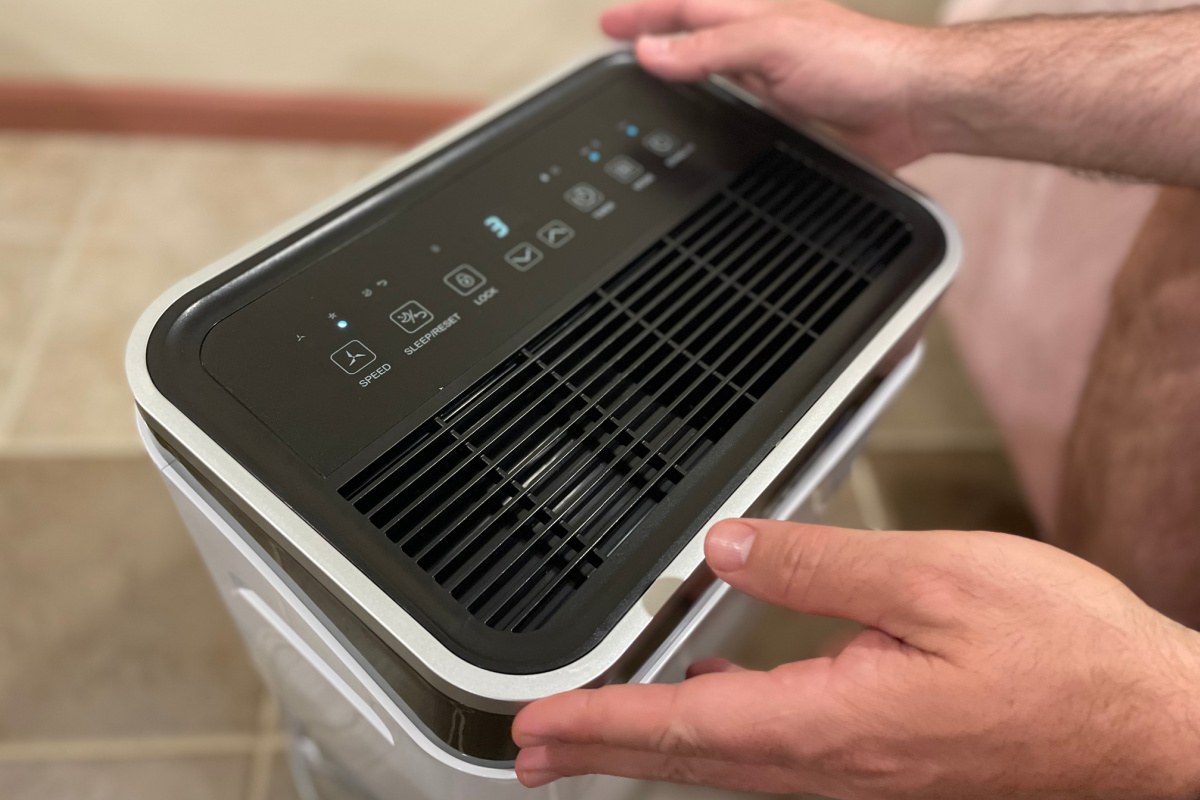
xmin=625 ymin=125 xmax=639 ymax=137
xmin=588 ymin=151 xmax=600 ymax=163
xmin=337 ymin=320 xmax=348 ymax=329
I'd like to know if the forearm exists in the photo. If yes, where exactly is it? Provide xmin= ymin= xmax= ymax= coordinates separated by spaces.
xmin=918 ymin=8 xmax=1200 ymax=187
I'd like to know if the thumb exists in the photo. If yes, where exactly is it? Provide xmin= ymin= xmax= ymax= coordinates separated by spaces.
xmin=705 ymin=519 xmax=965 ymax=646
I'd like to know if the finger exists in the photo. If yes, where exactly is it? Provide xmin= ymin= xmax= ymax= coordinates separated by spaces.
xmin=517 ymin=743 xmax=808 ymax=793
xmin=685 ymin=656 xmax=745 ymax=678
xmin=513 ymin=665 xmax=832 ymax=763
xmin=705 ymin=519 xmax=964 ymax=643
xmin=601 ymin=0 xmax=771 ymax=40
xmin=634 ymin=20 xmax=793 ymax=83
xmin=728 ymin=70 xmax=773 ymax=99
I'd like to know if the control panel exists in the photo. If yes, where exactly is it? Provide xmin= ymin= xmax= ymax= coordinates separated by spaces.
xmin=200 ymin=69 xmax=775 ymax=474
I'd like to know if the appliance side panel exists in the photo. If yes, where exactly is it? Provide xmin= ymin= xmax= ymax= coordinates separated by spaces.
xmin=152 ymin=458 xmax=524 ymax=795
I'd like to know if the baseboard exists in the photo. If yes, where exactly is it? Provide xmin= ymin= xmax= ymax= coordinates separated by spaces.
xmin=0 ymin=82 xmax=481 ymax=145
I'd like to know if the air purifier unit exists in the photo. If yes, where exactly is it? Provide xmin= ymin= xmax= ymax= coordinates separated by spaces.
xmin=128 ymin=53 xmax=959 ymax=800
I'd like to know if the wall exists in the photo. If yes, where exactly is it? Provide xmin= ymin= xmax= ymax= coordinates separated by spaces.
xmin=0 ymin=0 xmax=618 ymax=101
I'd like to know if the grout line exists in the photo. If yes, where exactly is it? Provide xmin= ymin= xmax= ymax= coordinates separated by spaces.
xmin=0 ymin=733 xmax=287 ymax=764
xmin=851 ymin=457 xmax=893 ymax=532
xmin=866 ymin=428 xmax=1005 ymax=452
xmin=0 ymin=142 xmax=119 ymax=443
xmin=244 ymin=693 xmax=284 ymax=800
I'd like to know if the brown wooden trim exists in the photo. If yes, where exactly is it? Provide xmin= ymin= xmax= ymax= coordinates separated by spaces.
xmin=0 ymin=82 xmax=481 ymax=145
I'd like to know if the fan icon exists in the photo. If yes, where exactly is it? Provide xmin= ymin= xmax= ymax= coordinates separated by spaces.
xmin=329 ymin=340 xmax=377 ymax=375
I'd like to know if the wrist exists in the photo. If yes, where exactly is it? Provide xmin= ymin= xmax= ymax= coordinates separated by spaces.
xmin=904 ymin=24 xmax=995 ymax=159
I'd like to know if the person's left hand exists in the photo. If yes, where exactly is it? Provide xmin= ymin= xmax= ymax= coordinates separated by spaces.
xmin=601 ymin=0 xmax=942 ymax=168
xmin=511 ymin=518 xmax=1200 ymax=799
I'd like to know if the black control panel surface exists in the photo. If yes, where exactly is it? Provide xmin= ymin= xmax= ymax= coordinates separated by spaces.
xmin=147 ymin=54 xmax=947 ymax=687
xmin=201 ymin=72 xmax=774 ymax=475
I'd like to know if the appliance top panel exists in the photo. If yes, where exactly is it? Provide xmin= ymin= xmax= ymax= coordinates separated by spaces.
xmin=146 ymin=54 xmax=947 ymax=675
xmin=199 ymin=63 xmax=774 ymax=475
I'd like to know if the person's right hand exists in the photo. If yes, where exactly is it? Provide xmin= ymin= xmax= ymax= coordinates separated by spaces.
xmin=601 ymin=0 xmax=943 ymax=167
xmin=513 ymin=519 xmax=1200 ymax=798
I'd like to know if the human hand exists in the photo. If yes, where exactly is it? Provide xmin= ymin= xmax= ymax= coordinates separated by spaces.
xmin=512 ymin=519 xmax=1200 ymax=798
xmin=601 ymin=0 xmax=942 ymax=168
xmin=602 ymin=1 xmax=1200 ymax=186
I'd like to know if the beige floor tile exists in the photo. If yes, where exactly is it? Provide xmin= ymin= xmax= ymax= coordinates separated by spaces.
xmin=869 ymin=314 xmax=1000 ymax=449
xmin=0 ymin=240 xmax=62 ymax=392
xmin=0 ymin=133 xmax=104 ymax=242
xmin=0 ymin=756 xmax=249 ymax=800
xmin=0 ymin=457 xmax=264 ymax=740
xmin=9 ymin=243 xmax=198 ymax=446
xmin=868 ymin=451 xmax=1038 ymax=537
xmin=8 ymin=137 xmax=398 ymax=448
xmin=266 ymin=753 xmax=302 ymax=800
xmin=86 ymin=138 xmax=375 ymax=265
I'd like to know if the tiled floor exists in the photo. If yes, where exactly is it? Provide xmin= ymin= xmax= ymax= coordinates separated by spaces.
xmin=0 ymin=118 xmax=1033 ymax=799
xmin=0 ymin=132 xmax=397 ymax=800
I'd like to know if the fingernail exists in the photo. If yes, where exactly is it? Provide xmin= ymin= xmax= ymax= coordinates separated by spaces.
xmin=637 ymin=35 xmax=672 ymax=57
xmin=519 ymin=769 xmax=562 ymax=788
xmin=706 ymin=520 xmax=756 ymax=572
xmin=517 ymin=747 xmax=561 ymax=788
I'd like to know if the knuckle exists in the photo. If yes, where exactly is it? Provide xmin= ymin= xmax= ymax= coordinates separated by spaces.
xmin=580 ymin=687 xmax=604 ymax=727
xmin=823 ymin=747 xmax=909 ymax=782
xmin=830 ymin=742 xmax=943 ymax=793
xmin=651 ymin=717 xmax=704 ymax=757
xmin=647 ymin=683 xmax=708 ymax=758
xmin=677 ymin=26 xmax=719 ymax=55
xmin=899 ymin=562 xmax=959 ymax=604
xmin=674 ymin=29 xmax=728 ymax=75
xmin=775 ymin=527 xmax=828 ymax=604
xmin=892 ymin=538 xmax=984 ymax=620
xmin=795 ymin=721 xmax=913 ymax=783
xmin=658 ymin=754 xmax=704 ymax=785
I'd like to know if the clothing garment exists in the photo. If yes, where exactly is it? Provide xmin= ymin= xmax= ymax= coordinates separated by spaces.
xmin=897 ymin=0 xmax=1185 ymax=531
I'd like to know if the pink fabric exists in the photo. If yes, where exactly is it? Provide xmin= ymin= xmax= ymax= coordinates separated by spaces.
xmin=897 ymin=0 xmax=1184 ymax=531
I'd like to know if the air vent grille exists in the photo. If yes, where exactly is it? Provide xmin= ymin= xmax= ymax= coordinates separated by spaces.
xmin=339 ymin=144 xmax=912 ymax=632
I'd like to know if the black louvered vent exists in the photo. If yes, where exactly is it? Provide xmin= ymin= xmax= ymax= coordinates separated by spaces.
xmin=339 ymin=143 xmax=912 ymax=633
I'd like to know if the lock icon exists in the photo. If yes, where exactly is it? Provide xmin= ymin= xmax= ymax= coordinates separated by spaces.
xmin=443 ymin=265 xmax=487 ymax=296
